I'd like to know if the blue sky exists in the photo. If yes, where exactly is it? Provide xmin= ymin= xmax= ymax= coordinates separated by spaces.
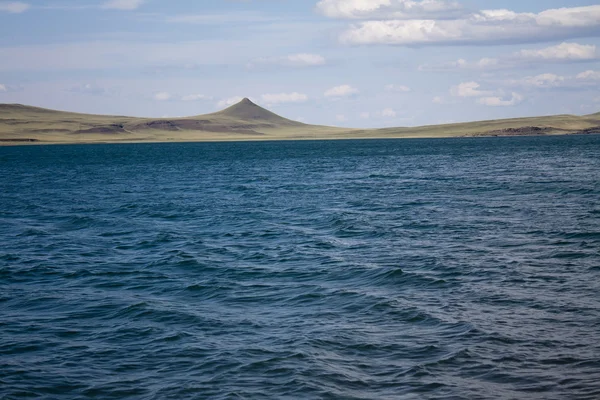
xmin=0 ymin=0 xmax=599 ymax=127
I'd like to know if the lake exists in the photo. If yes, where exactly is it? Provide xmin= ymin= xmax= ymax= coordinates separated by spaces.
xmin=1 ymin=135 xmax=600 ymax=399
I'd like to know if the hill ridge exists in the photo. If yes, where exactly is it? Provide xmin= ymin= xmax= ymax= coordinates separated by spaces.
xmin=1 ymin=99 xmax=599 ymax=144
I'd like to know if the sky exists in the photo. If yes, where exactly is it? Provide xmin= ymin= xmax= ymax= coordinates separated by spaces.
xmin=0 ymin=0 xmax=599 ymax=128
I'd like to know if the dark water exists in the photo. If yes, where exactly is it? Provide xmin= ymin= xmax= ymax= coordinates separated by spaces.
xmin=1 ymin=136 xmax=600 ymax=399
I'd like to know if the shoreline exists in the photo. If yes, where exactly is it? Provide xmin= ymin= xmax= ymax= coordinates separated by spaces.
xmin=1 ymin=131 xmax=599 ymax=147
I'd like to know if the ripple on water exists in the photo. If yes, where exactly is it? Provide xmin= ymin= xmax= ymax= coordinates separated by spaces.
xmin=1 ymin=136 xmax=600 ymax=399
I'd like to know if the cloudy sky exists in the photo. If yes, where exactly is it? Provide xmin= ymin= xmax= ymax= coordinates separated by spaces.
xmin=0 ymin=0 xmax=599 ymax=127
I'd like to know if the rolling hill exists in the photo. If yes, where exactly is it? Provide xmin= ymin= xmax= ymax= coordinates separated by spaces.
xmin=0 ymin=98 xmax=599 ymax=145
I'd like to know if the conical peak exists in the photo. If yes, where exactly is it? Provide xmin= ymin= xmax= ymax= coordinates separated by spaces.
xmin=227 ymin=97 xmax=260 ymax=111
xmin=216 ymin=97 xmax=291 ymax=122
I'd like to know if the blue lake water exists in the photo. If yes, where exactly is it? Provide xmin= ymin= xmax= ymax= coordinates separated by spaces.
xmin=1 ymin=136 xmax=600 ymax=399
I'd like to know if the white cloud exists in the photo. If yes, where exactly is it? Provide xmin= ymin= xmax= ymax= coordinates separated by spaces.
xmin=249 ymin=53 xmax=326 ymax=68
xmin=420 ymin=57 xmax=500 ymax=71
xmin=384 ymin=84 xmax=411 ymax=92
xmin=181 ymin=94 xmax=211 ymax=102
xmin=380 ymin=108 xmax=397 ymax=118
xmin=286 ymin=53 xmax=326 ymax=66
xmin=0 ymin=1 xmax=29 ymax=13
xmin=536 ymin=6 xmax=600 ymax=27
xmin=448 ymin=81 xmax=523 ymax=106
xmin=336 ymin=114 xmax=347 ymax=122
xmin=516 ymin=42 xmax=597 ymax=61
xmin=421 ymin=42 xmax=597 ymax=72
xmin=261 ymin=92 xmax=308 ymax=105
xmin=447 ymin=59 xmax=468 ymax=69
xmin=0 ymin=83 xmax=22 ymax=93
xmin=101 ymin=0 xmax=144 ymax=10
xmin=577 ymin=70 xmax=600 ymax=80
xmin=316 ymin=0 xmax=463 ymax=20
xmin=507 ymin=70 xmax=600 ymax=89
xmin=69 ymin=83 xmax=108 ymax=96
xmin=473 ymin=58 xmax=499 ymax=68
xmin=167 ymin=12 xmax=275 ymax=24
xmin=432 ymin=96 xmax=444 ymax=104
xmin=252 ymin=54 xmax=326 ymax=68
xmin=522 ymin=73 xmax=566 ymax=88
xmin=153 ymin=92 xmax=171 ymax=101
xmin=360 ymin=108 xmax=399 ymax=118
xmin=339 ymin=5 xmax=600 ymax=46
xmin=477 ymin=92 xmax=523 ymax=107
xmin=324 ymin=84 xmax=359 ymax=98
xmin=217 ymin=96 xmax=245 ymax=108
xmin=450 ymin=81 xmax=493 ymax=97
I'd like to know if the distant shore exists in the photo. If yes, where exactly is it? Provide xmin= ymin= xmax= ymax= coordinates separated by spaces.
xmin=1 ymin=99 xmax=599 ymax=146
xmin=3 ymin=132 xmax=600 ymax=147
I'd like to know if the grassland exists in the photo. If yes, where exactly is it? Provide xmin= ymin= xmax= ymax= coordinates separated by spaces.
xmin=1 ymin=98 xmax=599 ymax=145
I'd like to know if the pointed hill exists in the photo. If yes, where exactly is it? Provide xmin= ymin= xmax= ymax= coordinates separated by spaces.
xmin=207 ymin=98 xmax=304 ymax=126
xmin=125 ymin=98 xmax=306 ymax=134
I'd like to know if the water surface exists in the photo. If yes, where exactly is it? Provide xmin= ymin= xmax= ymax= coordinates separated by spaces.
xmin=1 ymin=136 xmax=600 ymax=399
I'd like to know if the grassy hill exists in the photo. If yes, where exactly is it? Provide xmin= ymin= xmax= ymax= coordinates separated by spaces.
xmin=1 ymin=99 xmax=599 ymax=145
